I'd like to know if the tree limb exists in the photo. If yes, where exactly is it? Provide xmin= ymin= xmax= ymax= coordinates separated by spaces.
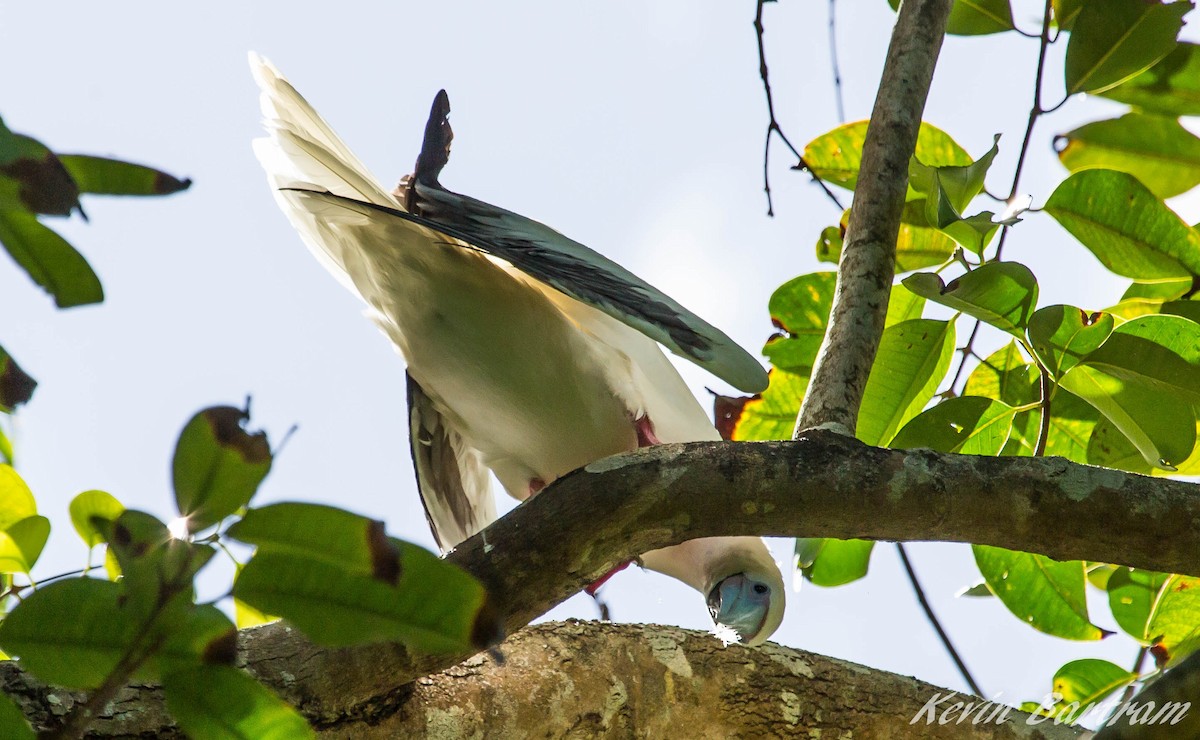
xmin=796 ymin=0 xmax=953 ymax=434
xmin=4 ymin=621 xmax=1086 ymax=738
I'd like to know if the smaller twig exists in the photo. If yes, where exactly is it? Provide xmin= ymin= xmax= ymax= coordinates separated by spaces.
xmin=828 ymin=0 xmax=846 ymax=123
xmin=755 ymin=0 xmax=846 ymax=215
xmin=947 ymin=322 xmax=983 ymax=395
xmin=896 ymin=543 xmax=985 ymax=697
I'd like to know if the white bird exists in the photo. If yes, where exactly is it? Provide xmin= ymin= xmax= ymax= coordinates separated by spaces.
xmin=250 ymin=54 xmax=785 ymax=645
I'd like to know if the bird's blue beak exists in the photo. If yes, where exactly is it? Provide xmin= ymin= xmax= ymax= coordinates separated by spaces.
xmin=707 ymin=572 xmax=772 ymax=643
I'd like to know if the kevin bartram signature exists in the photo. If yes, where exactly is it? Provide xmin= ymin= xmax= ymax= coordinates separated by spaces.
xmin=910 ymin=690 xmax=1190 ymax=729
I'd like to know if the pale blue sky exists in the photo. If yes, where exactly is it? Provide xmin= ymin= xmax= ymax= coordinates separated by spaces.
xmin=1 ymin=0 xmax=1191 ymax=714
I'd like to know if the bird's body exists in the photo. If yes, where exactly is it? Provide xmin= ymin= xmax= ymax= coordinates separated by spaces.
xmin=252 ymin=54 xmax=785 ymax=644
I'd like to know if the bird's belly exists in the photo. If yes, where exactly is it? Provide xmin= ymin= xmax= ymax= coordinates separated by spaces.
xmin=369 ymin=243 xmax=637 ymax=497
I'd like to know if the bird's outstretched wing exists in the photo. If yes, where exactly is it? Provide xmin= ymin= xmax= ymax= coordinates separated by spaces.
xmin=285 ymin=186 xmax=768 ymax=394
xmin=407 ymin=373 xmax=496 ymax=552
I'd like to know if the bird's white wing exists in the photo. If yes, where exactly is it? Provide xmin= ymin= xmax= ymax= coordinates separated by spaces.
xmin=407 ymin=373 xmax=496 ymax=552
xmin=286 ymin=187 xmax=769 ymax=395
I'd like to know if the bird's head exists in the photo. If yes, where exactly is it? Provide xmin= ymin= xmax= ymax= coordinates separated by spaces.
xmin=706 ymin=560 xmax=785 ymax=646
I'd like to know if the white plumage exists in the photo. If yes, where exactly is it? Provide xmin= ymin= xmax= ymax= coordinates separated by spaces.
xmin=251 ymin=53 xmax=785 ymax=645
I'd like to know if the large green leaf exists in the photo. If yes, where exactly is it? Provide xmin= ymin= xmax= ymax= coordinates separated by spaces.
xmin=228 ymin=503 xmax=403 ymax=578
xmin=233 ymin=549 xmax=494 ymax=654
xmin=229 ymin=504 xmax=498 ymax=653
xmin=717 ymin=370 xmax=808 ymax=442
xmin=0 ymin=346 xmax=36 ymax=412
xmin=58 ymin=155 xmax=191 ymax=197
xmin=68 ymin=489 xmax=125 ymax=549
xmin=796 ymin=538 xmax=875 ymax=587
xmin=0 ymin=126 xmax=79 ymax=217
xmin=973 ymin=546 xmax=1107 ymax=640
xmin=890 ymin=396 xmax=1017 ymax=455
xmin=0 ymin=692 xmax=33 ymax=740
xmin=1108 ymin=278 xmax=1193 ymax=320
xmin=163 ymin=665 xmax=313 ymax=740
xmin=1052 ymin=0 xmax=1083 ymax=31
xmin=0 ymin=210 xmax=103 ymax=308
xmin=1044 ymin=169 xmax=1200 ymax=280
xmin=903 ymin=262 xmax=1037 ymax=337
xmin=0 ymin=516 xmax=49 ymax=575
xmin=857 ymin=319 xmax=955 ymax=446
xmin=173 ymin=406 xmax=272 ymax=532
xmin=0 ymin=578 xmax=137 ymax=689
xmin=1064 ymin=0 xmax=1190 ymax=95
xmin=1101 ymin=42 xmax=1200 ymax=117
xmin=1026 ymin=305 xmax=1115 ymax=378
xmin=803 ymin=121 xmax=970 ymax=192
xmin=895 ymin=201 xmax=959 ymax=271
xmin=888 ymin=0 xmax=1014 ymax=36
xmin=1057 ymin=113 xmax=1200 ymax=199
xmin=1061 ymin=315 xmax=1200 ymax=469
xmin=1032 ymin=659 xmax=1139 ymax=723
xmin=909 ymin=134 xmax=999 ymax=214
xmin=763 ymin=272 xmax=836 ymax=374
xmin=1109 ymin=568 xmax=1200 ymax=664
xmin=964 ymin=342 xmax=1038 ymax=405
xmin=0 ymin=465 xmax=36 ymax=530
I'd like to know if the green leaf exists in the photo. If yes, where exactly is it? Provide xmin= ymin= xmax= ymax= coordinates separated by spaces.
xmin=155 ymin=604 xmax=238 ymax=675
xmin=0 ymin=346 xmax=36 ymax=412
xmin=98 ymin=510 xmax=215 ymax=619
xmin=857 ymin=319 xmax=955 ymax=446
xmin=815 ymin=225 xmax=842 ymax=265
xmin=890 ymin=396 xmax=1017 ymax=455
xmin=803 ymin=121 xmax=970 ymax=192
xmin=794 ymin=537 xmax=824 ymax=569
xmin=0 ymin=465 xmax=36 ymax=530
xmin=1163 ymin=299 xmax=1200 ymax=324
xmin=895 ymin=201 xmax=958 ymax=271
xmin=0 ymin=516 xmax=49 ymax=575
xmin=233 ymin=548 xmax=495 ymax=653
xmin=173 ymin=406 xmax=272 ymax=532
xmin=1101 ymin=42 xmax=1200 ymax=117
xmin=0 ymin=692 xmax=34 ymax=740
xmin=973 ymin=546 xmax=1108 ymax=640
xmin=0 ymin=426 xmax=11 ymax=467
xmin=1061 ymin=315 xmax=1200 ymax=469
xmin=763 ymin=272 xmax=836 ymax=375
xmin=946 ymin=0 xmax=1014 ymax=35
xmin=1106 ymin=278 xmax=1193 ymax=319
xmin=0 ymin=210 xmax=103 ymax=308
xmin=0 ymin=129 xmax=80 ymax=217
xmin=717 ymin=370 xmax=808 ymax=442
xmin=798 ymin=539 xmax=874 ymax=587
xmin=228 ymin=503 xmax=402 ymax=578
xmin=163 ymin=665 xmax=313 ymax=740
xmin=886 ymin=282 xmax=926 ymax=326
xmin=1045 ymin=659 xmax=1139 ymax=723
xmin=1057 ymin=113 xmax=1200 ymax=199
xmin=909 ymin=134 xmax=1000 ymax=216
xmin=1026 ymin=305 xmax=1115 ymax=378
xmin=964 ymin=342 xmax=1039 ymax=406
xmin=1087 ymin=563 xmax=1118 ymax=591
xmin=0 ymin=578 xmax=136 ymax=689
xmin=1108 ymin=567 xmax=1172 ymax=643
xmin=1109 ymin=569 xmax=1200 ymax=663
xmin=1042 ymin=390 xmax=1101 ymax=463
xmin=58 ymin=155 xmax=191 ymax=197
xmin=1064 ymin=0 xmax=1190 ymax=95
xmin=1053 ymin=0 xmax=1083 ymax=31
xmin=1044 ymin=169 xmax=1200 ymax=281
xmin=69 ymin=489 xmax=125 ymax=549
xmin=902 ymin=262 xmax=1038 ymax=337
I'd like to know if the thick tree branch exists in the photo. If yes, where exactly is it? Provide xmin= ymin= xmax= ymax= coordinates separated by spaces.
xmin=796 ymin=0 xmax=953 ymax=434
xmin=5 ymin=622 xmax=1086 ymax=738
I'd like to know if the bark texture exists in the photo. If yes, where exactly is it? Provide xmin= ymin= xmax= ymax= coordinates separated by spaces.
xmin=796 ymin=0 xmax=954 ymax=435
xmin=4 ymin=621 xmax=1086 ymax=739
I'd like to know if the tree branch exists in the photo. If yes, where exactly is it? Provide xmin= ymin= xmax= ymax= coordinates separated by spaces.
xmin=5 ymin=621 xmax=1086 ymax=738
xmin=796 ymin=0 xmax=953 ymax=434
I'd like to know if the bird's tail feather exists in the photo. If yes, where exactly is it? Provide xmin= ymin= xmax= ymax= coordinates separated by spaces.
xmin=250 ymin=52 xmax=400 ymax=290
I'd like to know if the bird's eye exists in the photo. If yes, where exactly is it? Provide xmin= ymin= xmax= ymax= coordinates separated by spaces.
xmin=753 ymin=583 xmax=769 ymax=595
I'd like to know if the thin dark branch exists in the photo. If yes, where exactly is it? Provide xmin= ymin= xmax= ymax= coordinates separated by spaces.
xmin=1103 ymin=647 xmax=1150 ymax=727
xmin=754 ymin=0 xmax=845 ymax=215
xmin=828 ymin=0 xmax=846 ymax=123
xmin=896 ymin=543 xmax=984 ymax=697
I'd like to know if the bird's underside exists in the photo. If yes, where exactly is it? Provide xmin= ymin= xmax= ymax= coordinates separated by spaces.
xmin=251 ymin=53 xmax=785 ymax=644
